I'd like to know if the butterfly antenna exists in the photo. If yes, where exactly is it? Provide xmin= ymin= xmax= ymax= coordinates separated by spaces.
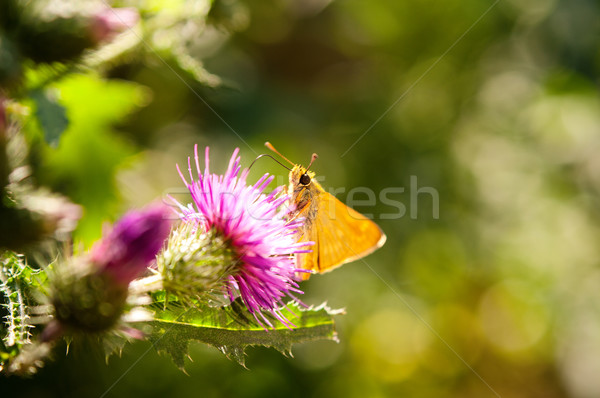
xmin=248 ymin=154 xmax=292 ymax=171
xmin=265 ymin=142 xmax=295 ymax=167
xmin=306 ymin=153 xmax=318 ymax=172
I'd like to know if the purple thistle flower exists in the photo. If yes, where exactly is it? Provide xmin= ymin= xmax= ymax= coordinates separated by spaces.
xmin=171 ymin=145 xmax=312 ymax=327
xmin=47 ymin=205 xmax=170 ymax=336
xmin=90 ymin=204 xmax=172 ymax=286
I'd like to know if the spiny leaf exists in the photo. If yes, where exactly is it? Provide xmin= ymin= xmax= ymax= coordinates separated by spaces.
xmin=147 ymin=299 xmax=343 ymax=369
xmin=101 ymin=330 xmax=136 ymax=362
xmin=0 ymin=250 xmax=45 ymax=373
xmin=0 ymin=251 xmax=38 ymax=347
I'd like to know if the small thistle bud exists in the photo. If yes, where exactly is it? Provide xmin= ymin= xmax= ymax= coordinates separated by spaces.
xmin=47 ymin=205 xmax=171 ymax=335
xmin=50 ymin=259 xmax=128 ymax=333
xmin=89 ymin=204 xmax=172 ymax=286
xmin=20 ymin=191 xmax=83 ymax=241
xmin=158 ymin=223 xmax=237 ymax=300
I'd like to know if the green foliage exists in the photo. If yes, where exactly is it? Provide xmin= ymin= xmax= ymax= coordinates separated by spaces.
xmin=29 ymin=73 xmax=148 ymax=245
xmin=30 ymin=89 xmax=68 ymax=147
xmin=0 ymin=251 xmax=45 ymax=371
xmin=148 ymin=299 xmax=342 ymax=369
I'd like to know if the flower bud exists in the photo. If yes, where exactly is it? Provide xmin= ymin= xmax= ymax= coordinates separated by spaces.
xmin=157 ymin=223 xmax=237 ymax=300
xmin=48 ymin=205 xmax=171 ymax=334
xmin=90 ymin=204 xmax=172 ymax=286
xmin=50 ymin=259 xmax=128 ymax=333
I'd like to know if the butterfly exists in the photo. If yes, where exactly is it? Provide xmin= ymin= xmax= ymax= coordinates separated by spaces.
xmin=265 ymin=142 xmax=386 ymax=280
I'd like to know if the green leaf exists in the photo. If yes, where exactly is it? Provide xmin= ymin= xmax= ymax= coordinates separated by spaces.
xmin=147 ymin=299 xmax=343 ymax=369
xmin=31 ymin=89 xmax=68 ymax=147
xmin=0 ymin=251 xmax=46 ymax=373
xmin=35 ymin=73 xmax=150 ymax=246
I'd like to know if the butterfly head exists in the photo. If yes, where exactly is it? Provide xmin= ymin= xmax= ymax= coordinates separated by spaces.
xmin=292 ymin=151 xmax=318 ymax=185
xmin=290 ymin=165 xmax=316 ymax=187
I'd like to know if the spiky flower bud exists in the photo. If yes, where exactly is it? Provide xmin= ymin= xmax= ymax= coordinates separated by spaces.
xmin=50 ymin=259 xmax=128 ymax=333
xmin=158 ymin=223 xmax=236 ymax=300
xmin=47 ymin=205 xmax=171 ymax=335
xmin=90 ymin=204 xmax=172 ymax=286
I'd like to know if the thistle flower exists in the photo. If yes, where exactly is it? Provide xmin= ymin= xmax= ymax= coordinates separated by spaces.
xmin=90 ymin=204 xmax=171 ymax=286
xmin=48 ymin=205 xmax=171 ymax=336
xmin=160 ymin=146 xmax=312 ymax=327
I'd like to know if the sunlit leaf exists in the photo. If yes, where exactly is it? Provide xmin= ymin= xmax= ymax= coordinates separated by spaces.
xmin=36 ymin=73 xmax=150 ymax=246
xmin=148 ymin=299 xmax=343 ymax=369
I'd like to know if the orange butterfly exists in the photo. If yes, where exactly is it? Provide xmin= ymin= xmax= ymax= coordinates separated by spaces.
xmin=265 ymin=142 xmax=386 ymax=280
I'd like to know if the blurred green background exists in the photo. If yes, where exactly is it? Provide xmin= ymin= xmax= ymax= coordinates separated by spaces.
xmin=4 ymin=0 xmax=600 ymax=396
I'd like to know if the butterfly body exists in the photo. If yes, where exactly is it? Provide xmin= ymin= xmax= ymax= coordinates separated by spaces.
xmin=285 ymin=164 xmax=386 ymax=279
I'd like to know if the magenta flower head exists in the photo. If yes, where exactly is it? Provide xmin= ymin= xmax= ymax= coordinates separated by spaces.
xmin=90 ymin=204 xmax=172 ymax=286
xmin=159 ymin=146 xmax=312 ymax=327
xmin=48 ymin=205 xmax=171 ymax=335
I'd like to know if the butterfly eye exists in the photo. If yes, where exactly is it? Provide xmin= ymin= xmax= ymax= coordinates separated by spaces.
xmin=299 ymin=173 xmax=311 ymax=185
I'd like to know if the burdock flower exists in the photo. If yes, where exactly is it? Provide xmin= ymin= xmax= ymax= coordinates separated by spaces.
xmin=47 ymin=205 xmax=171 ymax=338
xmin=160 ymin=146 xmax=312 ymax=327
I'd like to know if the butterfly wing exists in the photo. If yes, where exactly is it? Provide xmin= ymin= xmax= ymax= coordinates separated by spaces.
xmin=297 ymin=191 xmax=386 ymax=279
